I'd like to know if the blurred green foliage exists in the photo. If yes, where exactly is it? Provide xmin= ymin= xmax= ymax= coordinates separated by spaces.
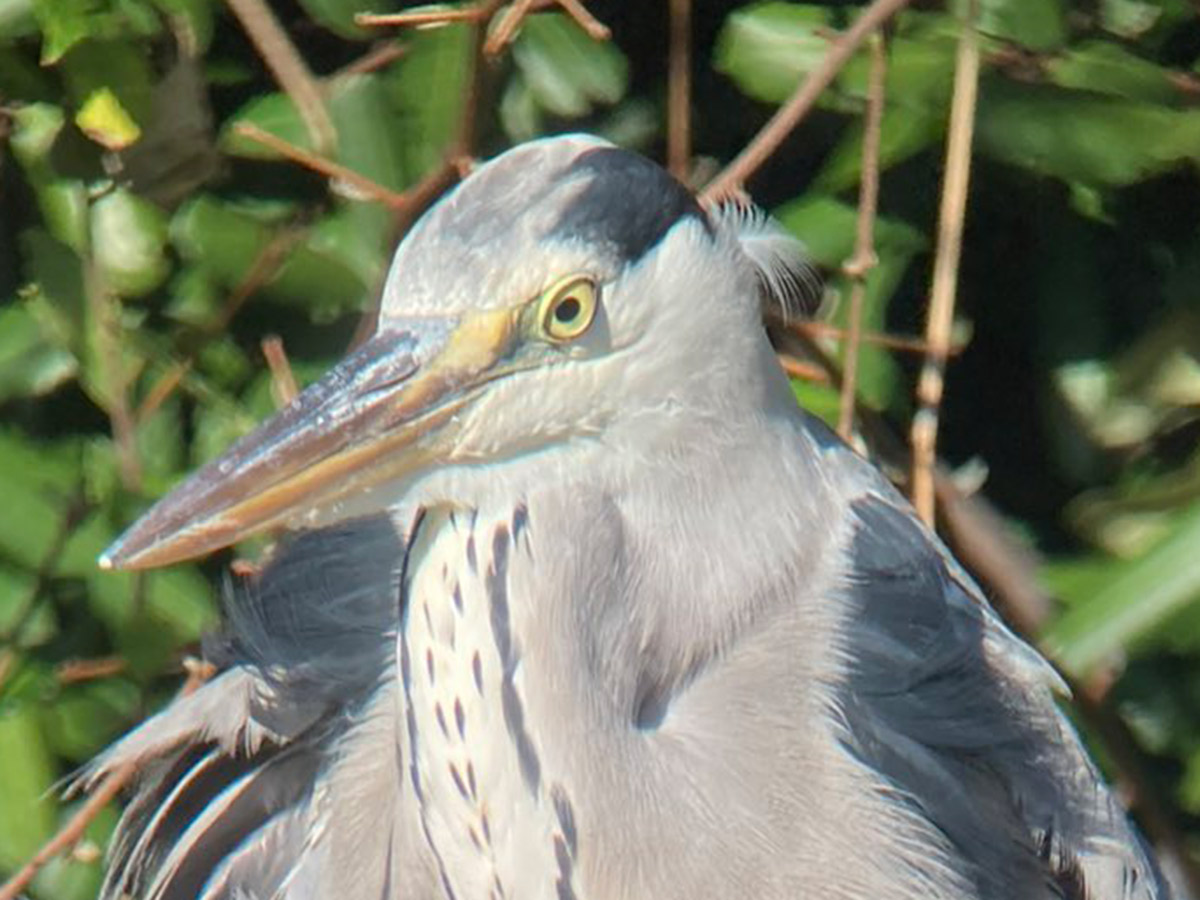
xmin=1 ymin=0 xmax=1200 ymax=894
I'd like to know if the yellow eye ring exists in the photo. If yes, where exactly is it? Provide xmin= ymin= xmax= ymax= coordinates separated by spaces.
xmin=538 ymin=276 xmax=599 ymax=342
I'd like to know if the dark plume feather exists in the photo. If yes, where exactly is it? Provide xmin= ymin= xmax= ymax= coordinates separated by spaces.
xmin=90 ymin=515 xmax=406 ymax=900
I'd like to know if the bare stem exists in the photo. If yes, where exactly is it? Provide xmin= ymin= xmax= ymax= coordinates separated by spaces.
xmin=792 ymin=320 xmax=964 ymax=356
xmin=701 ymin=0 xmax=913 ymax=202
xmin=56 ymin=656 xmax=128 ymax=684
xmin=223 ymin=0 xmax=336 ymax=155
xmin=262 ymin=336 xmax=299 ymax=407
xmin=233 ymin=123 xmax=410 ymax=209
xmin=910 ymin=0 xmax=980 ymax=525
xmin=667 ymin=0 xmax=692 ymax=181
xmin=838 ymin=33 xmax=887 ymax=440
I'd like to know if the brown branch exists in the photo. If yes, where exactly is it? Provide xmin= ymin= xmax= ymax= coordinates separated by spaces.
xmin=667 ymin=0 xmax=692 ymax=181
xmin=333 ymin=41 xmax=408 ymax=78
xmin=356 ymin=6 xmax=490 ymax=28
xmin=486 ymin=0 xmax=541 ymax=54
xmin=555 ymin=0 xmax=610 ymax=40
xmin=484 ymin=0 xmax=608 ymax=54
xmin=910 ymin=0 xmax=980 ymax=525
xmin=791 ymin=320 xmax=964 ymax=356
xmin=778 ymin=354 xmax=831 ymax=383
xmin=56 ymin=656 xmax=127 ymax=684
xmin=223 ymin=0 xmax=336 ymax=155
xmin=261 ymin=336 xmax=299 ymax=407
xmin=838 ymin=33 xmax=887 ymax=440
xmin=137 ymin=226 xmax=306 ymax=425
xmin=701 ymin=0 xmax=913 ymax=202
xmin=233 ymin=123 xmax=410 ymax=209
xmin=0 ymin=662 xmax=214 ymax=900
xmin=0 ymin=649 xmax=13 ymax=694
xmin=360 ymin=0 xmax=607 ymax=55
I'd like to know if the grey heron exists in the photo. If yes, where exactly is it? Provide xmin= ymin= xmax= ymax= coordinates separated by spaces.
xmin=90 ymin=134 xmax=1169 ymax=900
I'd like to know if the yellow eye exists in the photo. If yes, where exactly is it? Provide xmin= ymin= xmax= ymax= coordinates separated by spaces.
xmin=538 ymin=276 xmax=598 ymax=342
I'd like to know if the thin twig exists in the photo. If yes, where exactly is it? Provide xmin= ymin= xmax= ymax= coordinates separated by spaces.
xmin=0 ymin=662 xmax=214 ymax=900
xmin=778 ymin=354 xmax=831 ymax=383
xmin=701 ymin=0 xmax=913 ymax=202
xmin=56 ymin=656 xmax=127 ymax=684
xmin=262 ymin=336 xmax=299 ymax=407
xmin=486 ymin=0 xmax=608 ymax=55
xmin=137 ymin=227 xmax=306 ymax=424
xmin=555 ymin=0 xmax=609 ymax=40
xmin=233 ymin=123 xmax=410 ymax=209
xmin=791 ymin=320 xmax=964 ymax=356
xmin=356 ymin=6 xmax=488 ymax=28
xmin=838 ymin=32 xmax=887 ymax=439
xmin=223 ymin=0 xmax=336 ymax=155
xmin=333 ymin=41 xmax=408 ymax=78
xmin=486 ymin=0 xmax=540 ymax=54
xmin=910 ymin=0 xmax=980 ymax=525
xmin=667 ymin=0 xmax=692 ymax=181
xmin=0 ymin=649 xmax=13 ymax=694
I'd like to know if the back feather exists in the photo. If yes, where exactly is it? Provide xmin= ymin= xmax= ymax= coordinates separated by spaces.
xmin=82 ymin=515 xmax=408 ymax=900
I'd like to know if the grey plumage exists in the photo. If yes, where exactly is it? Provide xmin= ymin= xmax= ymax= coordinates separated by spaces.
xmin=91 ymin=135 xmax=1170 ymax=900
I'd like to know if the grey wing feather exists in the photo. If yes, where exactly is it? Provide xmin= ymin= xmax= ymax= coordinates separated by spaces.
xmin=822 ymin=433 xmax=1168 ymax=900
xmin=87 ymin=515 xmax=413 ymax=900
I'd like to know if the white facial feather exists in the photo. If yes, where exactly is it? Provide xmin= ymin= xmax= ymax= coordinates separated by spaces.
xmin=713 ymin=201 xmax=824 ymax=320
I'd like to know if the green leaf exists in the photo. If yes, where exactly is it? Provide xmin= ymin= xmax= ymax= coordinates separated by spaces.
xmin=220 ymin=91 xmax=310 ymax=159
xmin=9 ymin=102 xmax=65 ymax=169
xmin=0 ymin=429 xmax=81 ymax=570
xmin=0 ymin=0 xmax=36 ymax=38
xmin=294 ymin=0 xmax=387 ymax=39
xmin=58 ymin=38 xmax=154 ymax=138
xmin=974 ymin=0 xmax=1066 ymax=51
xmin=977 ymin=80 xmax=1200 ymax=187
xmin=91 ymin=188 xmax=171 ymax=298
xmin=171 ymin=196 xmax=368 ymax=320
xmin=42 ymin=680 xmax=140 ymax=761
xmin=20 ymin=229 xmax=87 ymax=350
xmin=1044 ymin=503 xmax=1200 ymax=676
xmin=151 ymin=0 xmax=214 ymax=52
xmin=385 ymin=23 xmax=472 ymax=181
xmin=715 ymin=2 xmax=833 ymax=105
xmin=31 ymin=0 xmax=96 ymax=62
xmin=0 ymin=708 xmax=56 ymax=871
xmin=512 ymin=12 xmax=629 ymax=118
xmin=1047 ymin=41 xmax=1180 ymax=103
xmin=0 ymin=304 xmax=78 ymax=402
xmin=775 ymin=196 xmax=926 ymax=410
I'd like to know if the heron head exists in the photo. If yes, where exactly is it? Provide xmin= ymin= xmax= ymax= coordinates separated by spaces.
xmin=101 ymin=135 xmax=815 ymax=570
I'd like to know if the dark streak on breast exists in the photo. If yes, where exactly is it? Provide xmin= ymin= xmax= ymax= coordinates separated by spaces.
xmin=487 ymin=523 xmax=542 ymax=792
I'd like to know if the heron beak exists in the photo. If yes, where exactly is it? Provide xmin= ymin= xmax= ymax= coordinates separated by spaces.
xmin=100 ymin=309 xmax=518 ymax=571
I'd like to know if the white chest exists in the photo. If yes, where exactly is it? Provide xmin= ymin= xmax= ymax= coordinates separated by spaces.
xmin=399 ymin=508 xmax=578 ymax=900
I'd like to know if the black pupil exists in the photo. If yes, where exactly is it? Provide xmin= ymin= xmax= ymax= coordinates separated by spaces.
xmin=554 ymin=296 xmax=582 ymax=324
